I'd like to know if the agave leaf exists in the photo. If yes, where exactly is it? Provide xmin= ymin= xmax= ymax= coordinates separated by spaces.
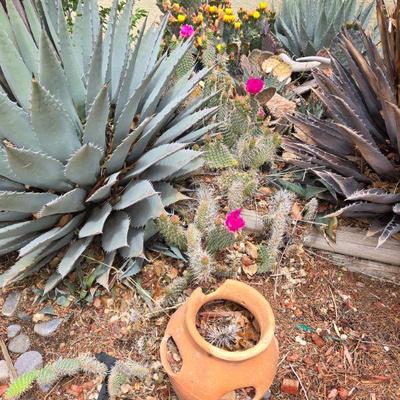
xmin=31 ymin=80 xmax=80 ymax=162
xmin=96 ymin=250 xmax=115 ymax=290
xmin=346 ymin=188 xmax=400 ymax=204
xmin=0 ymin=191 xmax=57 ymax=212
xmin=141 ymin=39 xmax=194 ymax=121
xmin=124 ymin=143 xmax=187 ymax=180
xmin=169 ymin=156 xmax=204 ymax=179
xmin=153 ymin=182 xmax=190 ymax=207
xmin=82 ymin=85 xmax=109 ymax=152
xmin=0 ymin=211 xmax=31 ymax=222
xmin=114 ymin=21 xmax=146 ymax=119
xmin=119 ymin=228 xmax=144 ymax=259
xmin=19 ymin=213 xmax=86 ymax=258
xmin=58 ymin=236 xmax=92 ymax=278
xmin=0 ymin=233 xmax=38 ymax=256
xmin=0 ymin=29 xmax=31 ymax=110
xmin=85 ymin=172 xmax=119 ymax=203
xmin=23 ymin=0 xmax=41 ymax=45
xmin=0 ymin=2 xmax=15 ymax=46
xmin=5 ymin=145 xmax=72 ymax=192
xmin=0 ymin=215 xmax=58 ymax=240
xmin=0 ymin=177 xmax=24 ymax=192
xmin=0 ymin=91 xmax=40 ymax=151
xmin=335 ymin=124 xmax=396 ymax=178
xmin=39 ymin=0 xmax=60 ymax=50
xmin=64 ymin=144 xmax=103 ymax=186
xmin=113 ymin=180 xmax=157 ymax=210
xmin=56 ymin=7 xmax=86 ymax=117
xmin=110 ymin=0 xmax=134 ymax=99
xmin=6 ymin=0 xmax=38 ymax=75
xmin=155 ymin=107 xmax=218 ymax=145
xmin=86 ymin=30 xmax=103 ymax=112
xmin=378 ymin=215 xmax=400 ymax=247
xmin=79 ymin=203 xmax=112 ymax=238
xmin=106 ymin=117 xmax=151 ymax=174
xmin=329 ymin=201 xmax=393 ymax=218
xmin=141 ymin=150 xmax=201 ymax=181
xmin=37 ymin=188 xmax=87 ymax=217
xmin=102 ymin=211 xmax=130 ymax=252
xmin=314 ymin=170 xmax=361 ymax=198
xmin=127 ymin=195 xmax=165 ymax=227
xmin=113 ymin=66 xmax=158 ymax=147
xmin=180 ymin=123 xmax=221 ymax=143
xmin=0 ymin=247 xmax=44 ymax=288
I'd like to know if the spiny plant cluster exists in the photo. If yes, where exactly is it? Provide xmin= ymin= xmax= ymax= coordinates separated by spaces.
xmin=158 ymin=186 xmax=237 ymax=306
xmin=5 ymin=355 xmax=108 ymax=399
xmin=0 ymin=0 xmax=218 ymax=292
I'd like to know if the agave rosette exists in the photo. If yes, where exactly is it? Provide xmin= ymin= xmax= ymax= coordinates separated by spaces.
xmin=0 ymin=0 xmax=218 ymax=291
xmin=283 ymin=0 xmax=400 ymax=246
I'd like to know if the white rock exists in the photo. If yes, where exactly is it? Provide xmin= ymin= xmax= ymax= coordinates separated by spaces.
xmin=7 ymin=324 xmax=22 ymax=338
xmin=15 ymin=351 xmax=43 ymax=376
xmin=0 ymin=360 xmax=9 ymax=382
xmin=34 ymin=318 xmax=63 ymax=337
xmin=2 ymin=291 xmax=22 ymax=317
xmin=8 ymin=334 xmax=31 ymax=354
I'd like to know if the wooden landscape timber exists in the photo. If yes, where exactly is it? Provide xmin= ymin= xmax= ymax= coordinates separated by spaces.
xmin=242 ymin=210 xmax=400 ymax=284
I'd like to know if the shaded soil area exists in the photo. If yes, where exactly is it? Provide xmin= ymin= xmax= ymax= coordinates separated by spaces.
xmin=1 ymin=249 xmax=399 ymax=399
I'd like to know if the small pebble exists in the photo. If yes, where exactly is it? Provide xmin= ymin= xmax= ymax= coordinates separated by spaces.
xmin=34 ymin=318 xmax=63 ymax=337
xmin=15 ymin=351 xmax=43 ymax=376
xmin=8 ymin=334 xmax=31 ymax=354
xmin=0 ymin=360 xmax=9 ymax=382
xmin=7 ymin=324 xmax=22 ymax=339
xmin=2 ymin=291 xmax=21 ymax=317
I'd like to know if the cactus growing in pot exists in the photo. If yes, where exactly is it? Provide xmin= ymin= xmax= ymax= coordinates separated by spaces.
xmin=0 ymin=0 xmax=217 ymax=291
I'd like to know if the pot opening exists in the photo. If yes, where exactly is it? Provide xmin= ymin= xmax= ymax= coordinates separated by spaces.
xmin=166 ymin=337 xmax=183 ymax=373
xmin=196 ymin=300 xmax=261 ymax=351
xmin=220 ymin=387 xmax=256 ymax=399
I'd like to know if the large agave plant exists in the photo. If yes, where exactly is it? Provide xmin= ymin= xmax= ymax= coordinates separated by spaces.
xmin=283 ymin=0 xmax=400 ymax=246
xmin=274 ymin=0 xmax=375 ymax=57
xmin=0 ymin=0 xmax=218 ymax=291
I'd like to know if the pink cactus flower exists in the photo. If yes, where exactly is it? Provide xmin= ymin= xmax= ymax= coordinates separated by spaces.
xmin=246 ymin=77 xmax=264 ymax=95
xmin=180 ymin=24 xmax=195 ymax=38
xmin=225 ymin=208 xmax=246 ymax=232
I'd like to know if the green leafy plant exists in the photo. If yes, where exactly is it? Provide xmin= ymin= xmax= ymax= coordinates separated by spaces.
xmin=0 ymin=0 xmax=216 ymax=291
xmin=283 ymin=0 xmax=400 ymax=246
xmin=274 ymin=0 xmax=375 ymax=57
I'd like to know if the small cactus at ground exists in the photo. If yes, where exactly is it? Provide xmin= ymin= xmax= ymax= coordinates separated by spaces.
xmin=303 ymin=198 xmax=318 ymax=222
xmin=161 ymin=276 xmax=190 ymax=307
xmin=6 ymin=355 xmax=107 ymax=399
xmin=194 ymin=186 xmax=218 ymax=235
xmin=157 ymin=214 xmax=188 ymax=251
xmin=108 ymin=360 xmax=149 ymax=400
xmin=227 ymin=180 xmax=246 ymax=210
xmin=206 ymin=225 xmax=235 ymax=254
xmin=265 ymin=190 xmax=294 ymax=271
xmin=204 ymin=135 xmax=238 ymax=170
xmin=187 ymin=247 xmax=216 ymax=285
xmin=219 ymin=170 xmax=258 ymax=198
xmin=257 ymin=245 xmax=274 ymax=274
xmin=205 ymin=321 xmax=238 ymax=350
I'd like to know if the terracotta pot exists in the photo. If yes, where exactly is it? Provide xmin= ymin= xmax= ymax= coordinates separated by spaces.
xmin=160 ymin=279 xmax=279 ymax=400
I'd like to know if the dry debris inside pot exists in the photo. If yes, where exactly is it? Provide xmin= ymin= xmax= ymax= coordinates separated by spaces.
xmin=196 ymin=300 xmax=260 ymax=351
xmin=166 ymin=337 xmax=183 ymax=373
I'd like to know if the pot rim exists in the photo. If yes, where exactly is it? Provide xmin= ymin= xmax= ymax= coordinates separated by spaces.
xmin=185 ymin=279 xmax=276 ymax=362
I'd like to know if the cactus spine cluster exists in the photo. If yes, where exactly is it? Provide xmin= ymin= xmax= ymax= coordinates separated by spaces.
xmin=157 ymin=213 xmax=188 ymax=251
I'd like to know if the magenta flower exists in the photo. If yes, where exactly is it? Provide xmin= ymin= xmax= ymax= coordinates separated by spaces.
xmin=246 ymin=77 xmax=264 ymax=95
xmin=180 ymin=24 xmax=195 ymax=38
xmin=225 ymin=209 xmax=246 ymax=232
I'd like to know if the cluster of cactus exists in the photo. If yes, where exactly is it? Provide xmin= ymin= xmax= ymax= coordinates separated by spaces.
xmin=159 ymin=186 xmax=237 ymax=306
xmin=0 ymin=0 xmax=219 ymax=290
xmin=257 ymin=190 xmax=294 ymax=273
xmin=157 ymin=213 xmax=188 ymax=251
xmin=205 ymin=320 xmax=238 ymax=350
xmin=5 ymin=355 xmax=107 ymax=399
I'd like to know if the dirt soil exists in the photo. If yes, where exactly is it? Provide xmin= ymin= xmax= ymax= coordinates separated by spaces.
xmin=1 ymin=247 xmax=399 ymax=400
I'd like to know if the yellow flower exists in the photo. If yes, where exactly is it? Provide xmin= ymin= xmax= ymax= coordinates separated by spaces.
xmin=194 ymin=13 xmax=204 ymax=24
xmin=172 ymin=2 xmax=180 ymax=12
xmin=252 ymin=10 xmax=261 ymax=19
xmin=177 ymin=14 xmax=186 ymax=23
xmin=209 ymin=5 xmax=217 ymax=13
xmin=196 ymin=36 xmax=203 ymax=47
xmin=225 ymin=7 xmax=234 ymax=15
xmin=234 ymin=21 xmax=242 ymax=29
xmin=216 ymin=43 xmax=224 ymax=53
xmin=223 ymin=14 xmax=235 ymax=23
xmin=258 ymin=2 xmax=268 ymax=10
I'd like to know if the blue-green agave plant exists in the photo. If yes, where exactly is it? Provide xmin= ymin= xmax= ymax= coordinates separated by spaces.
xmin=0 ymin=0 xmax=218 ymax=292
